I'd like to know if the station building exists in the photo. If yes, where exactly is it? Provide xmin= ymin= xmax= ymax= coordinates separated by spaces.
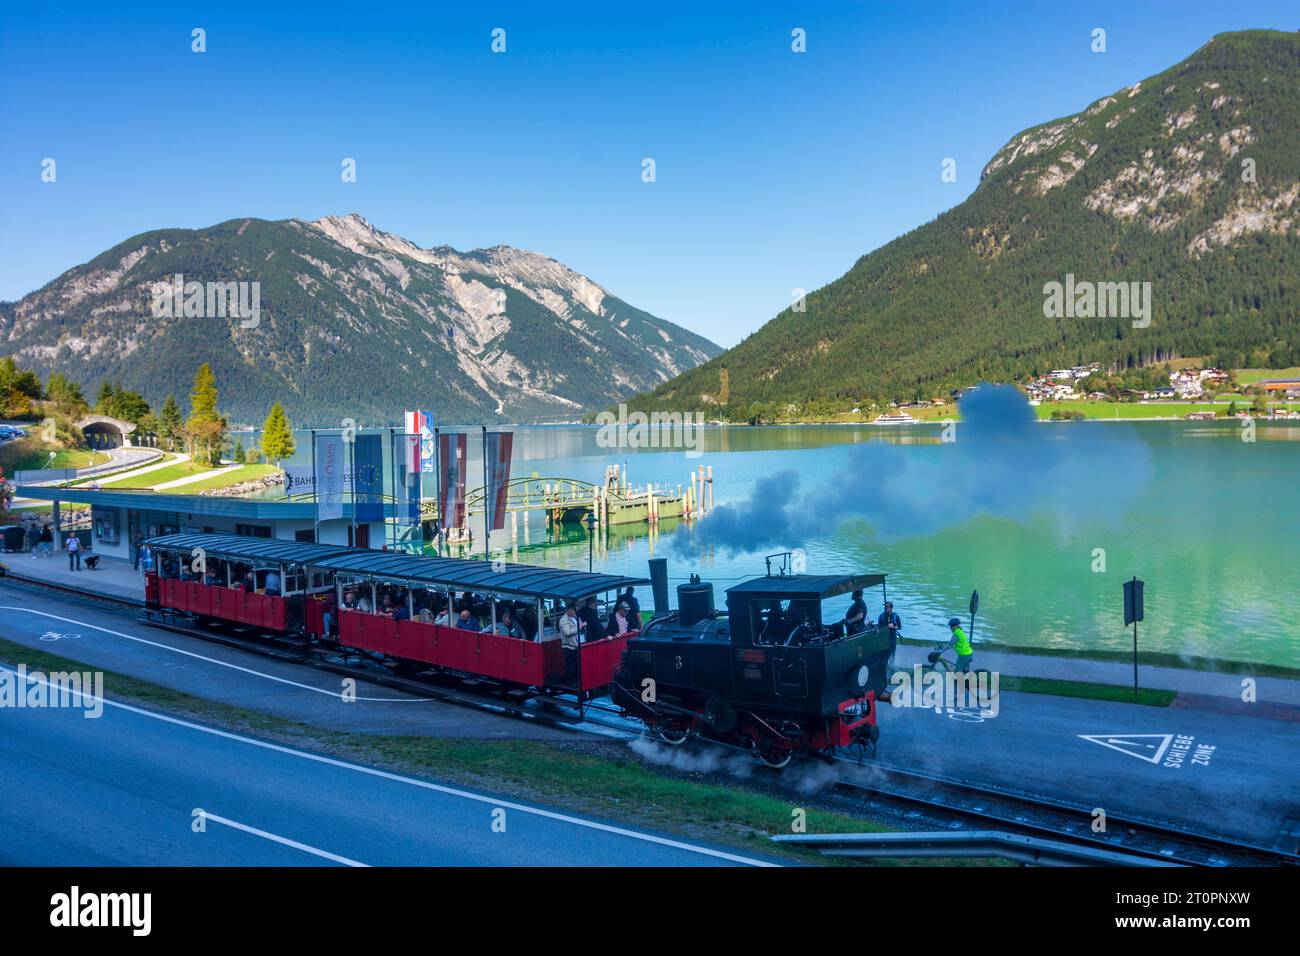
xmin=14 ymin=486 xmax=395 ymax=558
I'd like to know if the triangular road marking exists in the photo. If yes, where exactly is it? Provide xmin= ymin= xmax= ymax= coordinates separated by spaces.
xmin=1078 ymin=733 xmax=1173 ymax=764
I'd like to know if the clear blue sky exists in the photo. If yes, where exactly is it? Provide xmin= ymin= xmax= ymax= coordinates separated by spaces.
xmin=1 ymin=1 xmax=1295 ymax=346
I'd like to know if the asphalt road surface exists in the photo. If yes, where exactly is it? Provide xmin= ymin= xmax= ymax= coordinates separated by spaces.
xmin=3 ymin=581 xmax=1297 ymax=856
xmin=865 ymin=681 xmax=1300 ymax=849
xmin=0 ymin=667 xmax=775 ymax=866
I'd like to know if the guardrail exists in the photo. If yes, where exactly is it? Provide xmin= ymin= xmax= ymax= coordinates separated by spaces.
xmin=773 ymin=830 xmax=1184 ymax=867
xmin=15 ymin=447 xmax=164 ymax=486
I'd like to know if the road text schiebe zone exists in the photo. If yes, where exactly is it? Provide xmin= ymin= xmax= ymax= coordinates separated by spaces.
xmin=1161 ymin=733 xmax=1216 ymax=770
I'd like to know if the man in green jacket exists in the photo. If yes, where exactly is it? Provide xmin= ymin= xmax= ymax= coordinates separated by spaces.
xmin=948 ymin=617 xmax=973 ymax=673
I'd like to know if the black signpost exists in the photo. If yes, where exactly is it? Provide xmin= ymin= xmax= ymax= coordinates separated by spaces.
xmin=585 ymin=511 xmax=597 ymax=572
xmin=1123 ymin=576 xmax=1145 ymax=695
xmin=968 ymin=589 xmax=979 ymax=643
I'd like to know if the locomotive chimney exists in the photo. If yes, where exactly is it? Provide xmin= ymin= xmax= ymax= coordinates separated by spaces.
xmin=676 ymin=573 xmax=715 ymax=627
xmin=648 ymin=558 xmax=669 ymax=621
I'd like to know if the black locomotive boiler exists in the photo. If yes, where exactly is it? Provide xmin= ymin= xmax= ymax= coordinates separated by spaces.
xmin=612 ymin=570 xmax=892 ymax=766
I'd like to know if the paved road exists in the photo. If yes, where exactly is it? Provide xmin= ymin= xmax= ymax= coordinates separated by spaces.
xmin=0 ymin=584 xmax=577 ymax=739
xmin=0 ymin=668 xmax=774 ymax=867
xmin=867 ymin=686 xmax=1300 ymax=849
xmin=15 ymin=445 xmax=162 ymax=485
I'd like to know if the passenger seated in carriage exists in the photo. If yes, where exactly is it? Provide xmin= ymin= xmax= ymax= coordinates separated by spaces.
xmin=484 ymin=607 xmax=525 ymax=640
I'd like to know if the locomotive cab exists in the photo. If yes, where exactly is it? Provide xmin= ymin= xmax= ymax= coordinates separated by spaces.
xmin=725 ymin=573 xmax=892 ymax=713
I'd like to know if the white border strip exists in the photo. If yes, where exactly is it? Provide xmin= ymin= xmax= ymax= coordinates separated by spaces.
xmin=197 ymin=811 xmax=368 ymax=867
xmin=0 ymin=606 xmax=433 ymax=703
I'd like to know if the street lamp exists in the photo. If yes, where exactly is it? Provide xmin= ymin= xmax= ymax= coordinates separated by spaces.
xmin=584 ymin=511 xmax=597 ymax=572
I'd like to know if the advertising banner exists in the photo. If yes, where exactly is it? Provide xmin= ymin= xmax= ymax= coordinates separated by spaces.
xmin=352 ymin=433 xmax=385 ymax=524
xmin=314 ymin=434 xmax=345 ymax=522
xmin=483 ymin=431 xmax=514 ymax=532
xmin=438 ymin=432 xmax=467 ymax=529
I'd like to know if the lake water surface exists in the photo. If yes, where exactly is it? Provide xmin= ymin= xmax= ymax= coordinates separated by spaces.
xmin=269 ymin=419 xmax=1299 ymax=664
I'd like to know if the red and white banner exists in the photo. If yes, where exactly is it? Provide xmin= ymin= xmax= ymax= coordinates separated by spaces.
xmin=403 ymin=409 xmax=435 ymax=473
xmin=438 ymin=432 xmax=468 ymax=530
xmin=483 ymin=431 xmax=514 ymax=532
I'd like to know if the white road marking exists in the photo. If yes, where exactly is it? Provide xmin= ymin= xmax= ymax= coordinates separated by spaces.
xmin=1 ymin=665 xmax=777 ymax=867
xmin=0 ymin=606 xmax=433 ymax=703
xmin=1078 ymin=733 xmax=1172 ymax=764
xmin=197 ymin=811 xmax=368 ymax=867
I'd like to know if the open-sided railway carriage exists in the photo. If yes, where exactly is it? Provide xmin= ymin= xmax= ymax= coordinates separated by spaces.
xmin=144 ymin=532 xmax=648 ymax=703
xmin=611 ymin=572 xmax=891 ymax=766
xmin=143 ymin=533 xmax=889 ymax=763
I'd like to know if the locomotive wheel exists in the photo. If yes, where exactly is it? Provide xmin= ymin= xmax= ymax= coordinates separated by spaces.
xmin=652 ymin=725 xmax=690 ymax=745
xmin=704 ymin=695 xmax=737 ymax=733
xmin=755 ymin=748 xmax=793 ymax=769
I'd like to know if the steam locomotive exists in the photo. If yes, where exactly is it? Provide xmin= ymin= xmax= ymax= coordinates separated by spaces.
xmin=612 ymin=568 xmax=891 ymax=767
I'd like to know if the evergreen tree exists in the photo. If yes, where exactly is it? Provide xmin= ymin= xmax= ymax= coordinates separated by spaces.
xmin=45 ymin=372 xmax=85 ymax=408
xmin=233 ymin=437 xmax=245 ymax=463
xmin=186 ymin=364 xmax=226 ymax=466
xmin=95 ymin=379 xmax=117 ymax=412
xmin=157 ymin=394 xmax=183 ymax=451
xmin=259 ymin=402 xmax=296 ymax=468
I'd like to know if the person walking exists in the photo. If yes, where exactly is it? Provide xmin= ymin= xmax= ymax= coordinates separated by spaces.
xmin=131 ymin=532 xmax=143 ymax=571
xmin=66 ymin=533 xmax=82 ymax=571
xmin=37 ymin=525 xmax=53 ymax=558
xmin=25 ymin=523 xmax=40 ymax=556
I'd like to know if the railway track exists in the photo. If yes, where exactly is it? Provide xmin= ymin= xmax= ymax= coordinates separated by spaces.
xmin=4 ymin=571 xmax=1296 ymax=867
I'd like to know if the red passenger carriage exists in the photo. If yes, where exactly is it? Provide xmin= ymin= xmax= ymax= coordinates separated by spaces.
xmin=144 ymin=532 xmax=648 ymax=706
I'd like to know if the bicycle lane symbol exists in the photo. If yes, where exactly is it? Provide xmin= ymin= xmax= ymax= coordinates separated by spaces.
xmin=38 ymin=631 xmax=82 ymax=642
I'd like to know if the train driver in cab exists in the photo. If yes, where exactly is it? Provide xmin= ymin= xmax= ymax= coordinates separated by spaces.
xmin=844 ymin=589 xmax=868 ymax=635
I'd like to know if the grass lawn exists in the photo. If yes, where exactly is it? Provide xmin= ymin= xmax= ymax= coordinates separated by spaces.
xmin=999 ymin=675 xmax=1176 ymax=707
xmin=160 ymin=463 xmax=279 ymax=494
xmin=71 ymin=452 xmax=177 ymax=486
xmin=0 ymin=438 xmax=109 ymax=471
xmin=6 ymin=502 xmax=91 ymax=515
xmin=1235 ymin=367 xmax=1300 ymax=386
xmin=0 ymin=636 xmax=1002 ymax=866
xmin=106 ymin=459 xmax=222 ymax=489
xmin=1033 ymin=400 xmax=1300 ymax=420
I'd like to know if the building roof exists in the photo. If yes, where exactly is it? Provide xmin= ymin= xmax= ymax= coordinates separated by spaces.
xmin=145 ymin=531 xmax=648 ymax=601
xmin=15 ymin=485 xmax=396 ymax=520
xmin=726 ymin=573 xmax=886 ymax=599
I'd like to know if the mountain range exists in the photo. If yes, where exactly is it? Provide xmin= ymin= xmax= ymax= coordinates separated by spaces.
xmin=624 ymin=29 xmax=1300 ymax=421
xmin=0 ymin=213 xmax=720 ymax=425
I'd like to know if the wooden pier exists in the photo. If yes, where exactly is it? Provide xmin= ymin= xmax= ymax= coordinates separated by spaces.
xmin=424 ymin=463 xmax=714 ymax=547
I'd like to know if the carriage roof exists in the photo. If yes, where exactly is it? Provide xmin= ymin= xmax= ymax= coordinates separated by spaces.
xmin=725 ymin=573 xmax=886 ymax=600
xmin=145 ymin=532 xmax=648 ymax=601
